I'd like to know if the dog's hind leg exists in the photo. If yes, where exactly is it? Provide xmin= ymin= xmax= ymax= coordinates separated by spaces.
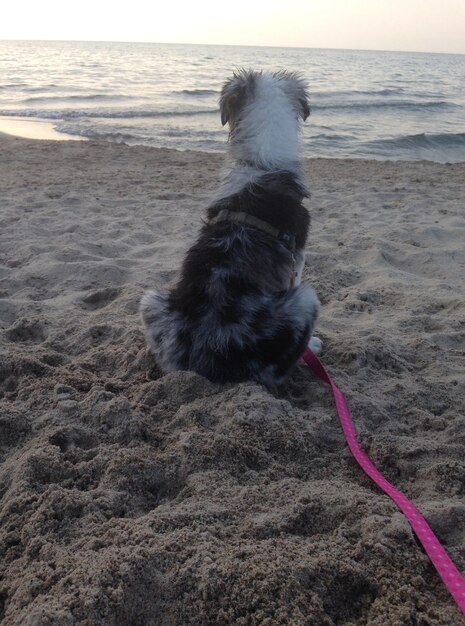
xmin=309 ymin=335 xmax=322 ymax=354
xmin=252 ymin=285 xmax=320 ymax=387
xmin=293 ymin=249 xmax=305 ymax=286
xmin=287 ymin=251 xmax=322 ymax=355
xmin=292 ymin=253 xmax=323 ymax=354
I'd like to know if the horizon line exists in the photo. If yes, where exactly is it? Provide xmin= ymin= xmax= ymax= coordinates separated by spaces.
xmin=1 ymin=38 xmax=464 ymax=57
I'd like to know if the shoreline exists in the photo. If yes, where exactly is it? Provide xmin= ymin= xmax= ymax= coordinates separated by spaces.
xmin=0 ymin=118 xmax=463 ymax=165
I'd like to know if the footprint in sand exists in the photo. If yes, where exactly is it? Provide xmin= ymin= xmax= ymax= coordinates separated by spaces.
xmin=80 ymin=287 xmax=121 ymax=310
xmin=5 ymin=318 xmax=46 ymax=343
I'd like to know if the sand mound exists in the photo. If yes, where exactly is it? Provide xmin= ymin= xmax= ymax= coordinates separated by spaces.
xmin=1 ymin=135 xmax=465 ymax=625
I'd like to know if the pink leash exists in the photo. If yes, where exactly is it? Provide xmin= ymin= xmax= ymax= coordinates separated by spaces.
xmin=302 ymin=347 xmax=465 ymax=616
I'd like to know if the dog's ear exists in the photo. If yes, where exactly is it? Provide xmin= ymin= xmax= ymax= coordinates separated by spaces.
xmin=220 ymin=84 xmax=240 ymax=126
xmin=299 ymin=95 xmax=310 ymax=122
xmin=294 ymin=78 xmax=310 ymax=121
xmin=282 ymin=71 xmax=310 ymax=121
xmin=220 ymin=70 xmax=255 ymax=126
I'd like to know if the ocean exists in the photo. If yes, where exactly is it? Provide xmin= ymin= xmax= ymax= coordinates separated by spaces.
xmin=1 ymin=40 xmax=464 ymax=162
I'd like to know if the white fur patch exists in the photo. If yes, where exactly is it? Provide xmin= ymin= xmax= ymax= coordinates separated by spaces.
xmin=215 ymin=72 xmax=307 ymax=202
xmin=309 ymin=335 xmax=322 ymax=354
xmin=231 ymin=73 xmax=300 ymax=169
xmin=214 ymin=165 xmax=266 ymax=201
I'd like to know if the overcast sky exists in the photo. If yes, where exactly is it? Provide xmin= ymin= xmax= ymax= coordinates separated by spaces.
xmin=2 ymin=0 xmax=464 ymax=54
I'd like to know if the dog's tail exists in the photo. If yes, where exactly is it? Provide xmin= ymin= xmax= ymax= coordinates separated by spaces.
xmin=140 ymin=289 xmax=176 ymax=371
xmin=140 ymin=289 xmax=166 ymax=330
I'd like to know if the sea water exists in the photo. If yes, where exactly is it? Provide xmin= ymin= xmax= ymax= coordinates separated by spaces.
xmin=1 ymin=40 xmax=464 ymax=162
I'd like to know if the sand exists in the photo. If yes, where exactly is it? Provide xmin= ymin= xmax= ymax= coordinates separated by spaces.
xmin=1 ymin=132 xmax=465 ymax=625
xmin=0 ymin=118 xmax=80 ymax=142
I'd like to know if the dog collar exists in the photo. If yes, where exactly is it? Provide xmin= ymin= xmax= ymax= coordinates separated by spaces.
xmin=207 ymin=209 xmax=296 ymax=253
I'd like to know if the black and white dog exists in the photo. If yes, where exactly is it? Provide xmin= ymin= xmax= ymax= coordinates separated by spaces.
xmin=140 ymin=69 xmax=321 ymax=388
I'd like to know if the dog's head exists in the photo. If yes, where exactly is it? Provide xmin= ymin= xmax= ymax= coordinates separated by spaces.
xmin=219 ymin=69 xmax=310 ymax=129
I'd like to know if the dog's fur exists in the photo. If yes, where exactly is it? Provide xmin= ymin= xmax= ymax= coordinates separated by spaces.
xmin=140 ymin=69 xmax=320 ymax=388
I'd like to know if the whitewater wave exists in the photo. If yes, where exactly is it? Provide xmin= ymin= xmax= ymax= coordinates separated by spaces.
xmin=53 ymin=122 xmax=226 ymax=152
xmin=55 ymin=124 xmax=137 ymax=143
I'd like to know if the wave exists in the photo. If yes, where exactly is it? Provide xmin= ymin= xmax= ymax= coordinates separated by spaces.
xmin=54 ymin=122 xmax=226 ymax=152
xmin=176 ymin=89 xmax=218 ymax=96
xmin=313 ymin=100 xmax=459 ymax=112
xmin=21 ymin=94 xmax=136 ymax=104
xmin=0 ymin=83 xmax=61 ymax=92
xmin=0 ymin=107 xmax=218 ymax=120
xmin=2 ymin=99 xmax=457 ymax=122
xmin=23 ymin=84 xmax=61 ymax=92
xmin=367 ymin=132 xmax=465 ymax=150
xmin=55 ymin=124 xmax=137 ymax=143
xmin=0 ymin=83 xmax=29 ymax=91
xmin=310 ymin=133 xmax=354 ymax=143
xmin=357 ymin=132 xmax=465 ymax=162
xmin=52 ymin=123 xmax=465 ymax=161
xmin=315 ymin=88 xmax=405 ymax=98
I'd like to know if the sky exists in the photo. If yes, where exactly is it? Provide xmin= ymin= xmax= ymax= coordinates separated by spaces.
xmin=1 ymin=0 xmax=464 ymax=55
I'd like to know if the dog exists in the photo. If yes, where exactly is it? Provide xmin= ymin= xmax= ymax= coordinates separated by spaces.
xmin=140 ymin=69 xmax=321 ymax=388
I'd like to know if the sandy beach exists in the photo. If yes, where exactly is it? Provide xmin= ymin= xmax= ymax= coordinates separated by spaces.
xmin=1 ymin=132 xmax=465 ymax=625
